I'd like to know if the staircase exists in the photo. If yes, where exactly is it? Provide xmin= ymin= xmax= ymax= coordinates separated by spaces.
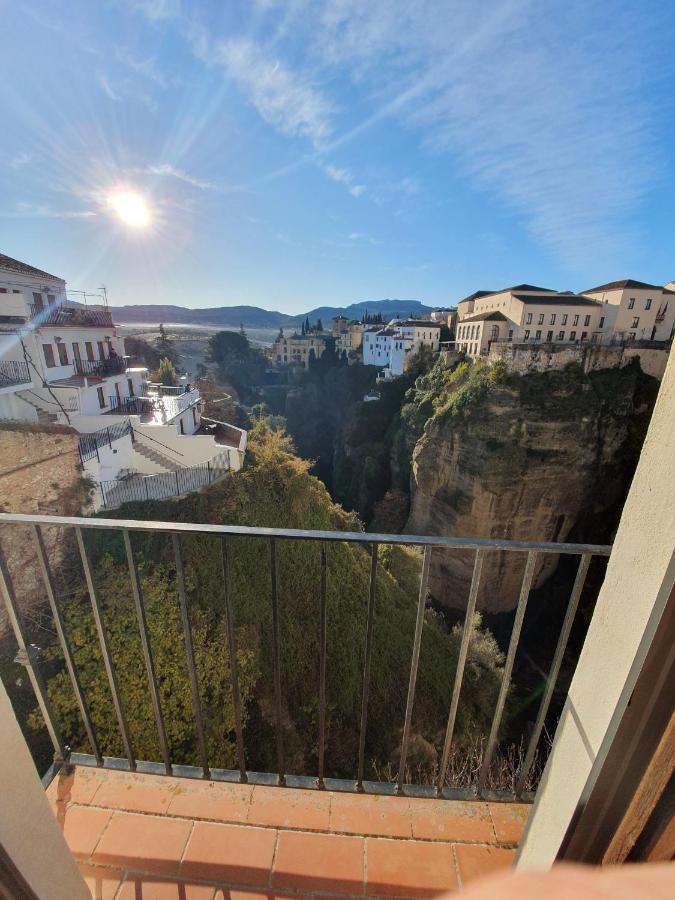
xmin=16 ymin=390 xmax=59 ymax=425
xmin=131 ymin=438 xmax=183 ymax=473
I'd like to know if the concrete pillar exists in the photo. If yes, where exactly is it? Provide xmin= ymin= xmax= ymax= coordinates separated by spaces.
xmin=0 ymin=680 xmax=88 ymax=898
xmin=516 ymin=349 xmax=675 ymax=868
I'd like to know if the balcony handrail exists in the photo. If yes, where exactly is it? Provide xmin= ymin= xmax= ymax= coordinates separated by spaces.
xmin=74 ymin=356 xmax=126 ymax=378
xmin=78 ymin=420 xmax=132 ymax=463
xmin=0 ymin=512 xmax=611 ymax=555
xmin=28 ymin=303 xmax=114 ymax=328
xmin=0 ymin=359 xmax=31 ymax=386
xmin=132 ymin=427 xmax=186 ymax=459
xmin=0 ymin=510 xmax=612 ymax=805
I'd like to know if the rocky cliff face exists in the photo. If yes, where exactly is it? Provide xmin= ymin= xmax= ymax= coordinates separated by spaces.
xmin=404 ymin=362 xmax=657 ymax=612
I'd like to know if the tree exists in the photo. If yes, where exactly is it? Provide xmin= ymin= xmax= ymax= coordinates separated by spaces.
xmin=206 ymin=330 xmax=265 ymax=399
xmin=316 ymin=318 xmax=323 ymax=332
xmin=158 ymin=357 xmax=176 ymax=386
xmin=301 ymin=321 xmax=306 ymax=336
xmin=123 ymin=336 xmax=161 ymax=370
xmin=305 ymin=316 xmax=311 ymax=334
xmin=155 ymin=324 xmax=179 ymax=365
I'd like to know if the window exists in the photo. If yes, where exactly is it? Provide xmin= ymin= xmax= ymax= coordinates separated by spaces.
xmin=562 ymin=314 xmax=568 ymax=325
xmin=526 ymin=312 xmax=532 ymax=324
xmin=581 ymin=331 xmax=588 ymax=342
xmin=32 ymin=291 xmax=43 ymax=311
xmin=628 ymin=332 xmax=636 ymax=341
xmin=43 ymin=344 xmax=56 ymax=367
xmin=47 ymin=294 xmax=55 ymax=305
xmin=96 ymin=387 xmax=105 ymax=409
xmin=570 ymin=331 xmax=577 ymax=341
xmin=72 ymin=342 xmax=81 ymax=362
xmin=56 ymin=342 xmax=68 ymax=366
xmin=628 ymin=297 xmax=635 ymax=309
xmin=599 ymin=317 xmax=605 ymax=328
xmin=538 ymin=313 xmax=544 ymax=324
xmin=546 ymin=330 xmax=553 ymax=342
xmin=558 ymin=330 xmax=565 ymax=341
xmin=584 ymin=315 xmax=591 ymax=326
xmin=192 ymin=407 xmax=197 ymax=427
xmin=85 ymin=341 xmax=94 ymax=361
xmin=0 ymin=288 xmax=6 ymax=293
xmin=573 ymin=314 xmax=579 ymax=326
xmin=632 ymin=317 xmax=639 ymax=328
xmin=645 ymin=298 xmax=652 ymax=310
xmin=550 ymin=314 xmax=556 ymax=325
xmin=508 ymin=329 xmax=513 ymax=340
xmin=535 ymin=330 xmax=542 ymax=340
xmin=97 ymin=340 xmax=105 ymax=359
xmin=524 ymin=330 xmax=530 ymax=340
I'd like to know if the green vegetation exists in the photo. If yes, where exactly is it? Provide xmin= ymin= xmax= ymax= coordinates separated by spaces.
xmin=206 ymin=330 xmax=266 ymax=400
xmin=157 ymin=357 xmax=177 ymax=386
xmin=123 ymin=335 xmax=162 ymax=371
xmin=33 ymin=425 xmax=504 ymax=779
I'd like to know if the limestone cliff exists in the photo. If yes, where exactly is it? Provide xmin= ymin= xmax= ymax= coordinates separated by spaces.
xmin=403 ymin=360 xmax=657 ymax=612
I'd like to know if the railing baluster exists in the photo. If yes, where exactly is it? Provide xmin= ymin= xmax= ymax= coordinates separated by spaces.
xmin=436 ymin=548 xmax=485 ymax=795
xmin=32 ymin=525 xmax=102 ymax=765
xmin=123 ymin=530 xmax=172 ymax=775
xmin=0 ymin=538 xmax=68 ymax=763
xmin=478 ymin=550 xmax=538 ymax=796
xmin=76 ymin=527 xmax=136 ymax=770
xmin=317 ymin=543 xmax=327 ymax=789
xmin=516 ymin=553 xmax=592 ymax=796
xmin=220 ymin=537 xmax=247 ymax=782
xmin=172 ymin=534 xmax=210 ymax=778
xmin=396 ymin=545 xmax=431 ymax=794
xmin=270 ymin=538 xmax=286 ymax=785
xmin=357 ymin=542 xmax=378 ymax=791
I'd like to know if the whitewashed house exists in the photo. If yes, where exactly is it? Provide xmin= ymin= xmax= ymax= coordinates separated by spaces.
xmin=362 ymin=319 xmax=440 ymax=377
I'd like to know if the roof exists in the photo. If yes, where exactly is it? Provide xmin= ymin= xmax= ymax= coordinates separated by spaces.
xmin=398 ymin=319 xmax=441 ymax=327
xmin=0 ymin=253 xmax=63 ymax=282
xmin=582 ymin=279 xmax=675 ymax=294
xmin=456 ymin=290 xmax=495 ymax=304
xmin=512 ymin=293 xmax=602 ymax=306
xmin=459 ymin=311 xmax=508 ymax=323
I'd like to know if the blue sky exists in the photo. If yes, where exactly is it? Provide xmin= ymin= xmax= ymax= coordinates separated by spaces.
xmin=1 ymin=0 xmax=674 ymax=314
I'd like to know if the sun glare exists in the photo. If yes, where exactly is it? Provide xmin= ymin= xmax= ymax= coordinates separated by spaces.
xmin=107 ymin=189 xmax=152 ymax=229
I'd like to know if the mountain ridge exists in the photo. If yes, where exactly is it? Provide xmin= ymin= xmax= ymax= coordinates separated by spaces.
xmin=110 ymin=298 xmax=437 ymax=327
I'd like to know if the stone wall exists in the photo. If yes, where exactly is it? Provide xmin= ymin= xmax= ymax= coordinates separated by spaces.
xmin=489 ymin=342 xmax=669 ymax=380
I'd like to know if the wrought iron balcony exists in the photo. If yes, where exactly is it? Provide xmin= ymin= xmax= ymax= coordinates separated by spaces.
xmin=0 ymin=511 xmax=611 ymax=803
xmin=0 ymin=359 xmax=31 ymax=388
xmin=73 ymin=356 xmax=126 ymax=378
xmin=29 ymin=303 xmax=114 ymax=328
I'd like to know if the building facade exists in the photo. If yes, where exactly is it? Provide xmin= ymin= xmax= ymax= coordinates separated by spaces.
xmin=272 ymin=331 xmax=328 ymax=367
xmin=362 ymin=319 xmax=441 ymax=377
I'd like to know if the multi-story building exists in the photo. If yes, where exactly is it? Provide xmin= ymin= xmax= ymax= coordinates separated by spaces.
xmin=362 ymin=319 xmax=441 ymax=377
xmin=272 ymin=331 xmax=328 ymax=367
xmin=0 ymin=253 xmax=246 ymax=508
xmin=455 ymin=282 xmax=675 ymax=359
xmin=335 ymin=322 xmax=364 ymax=356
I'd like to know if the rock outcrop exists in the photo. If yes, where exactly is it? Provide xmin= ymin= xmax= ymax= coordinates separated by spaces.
xmin=404 ymin=361 xmax=657 ymax=612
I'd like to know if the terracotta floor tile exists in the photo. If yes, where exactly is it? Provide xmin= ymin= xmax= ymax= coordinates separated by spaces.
xmin=47 ymin=767 xmax=106 ymax=808
xmin=453 ymin=844 xmax=515 ymax=885
xmin=181 ymin=821 xmax=277 ymax=886
xmin=167 ymin=781 xmax=253 ymax=823
xmin=62 ymin=805 xmax=113 ymax=858
xmin=93 ymin=811 xmax=192 ymax=875
xmin=487 ymin=803 xmax=530 ymax=844
xmin=117 ymin=876 xmax=215 ymax=899
xmin=366 ymin=837 xmax=457 ymax=897
xmin=93 ymin=772 xmax=177 ymax=815
xmin=247 ymin=785 xmax=331 ymax=831
xmin=409 ymin=799 xmax=494 ymax=843
xmin=78 ymin=863 xmax=124 ymax=899
xmin=330 ymin=793 xmax=412 ymax=838
xmin=272 ymin=830 xmax=364 ymax=894
xmin=228 ymin=894 xmax=311 ymax=900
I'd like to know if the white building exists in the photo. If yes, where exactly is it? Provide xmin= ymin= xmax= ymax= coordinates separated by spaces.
xmin=0 ymin=253 xmax=246 ymax=508
xmin=362 ymin=319 xmax=441 ymax=377
xmin=455 ymin=282 xmax=675 ymax=359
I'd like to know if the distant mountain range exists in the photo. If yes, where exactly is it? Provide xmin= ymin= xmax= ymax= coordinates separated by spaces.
xmin=110 ymin=298 xmax=436 ymax=328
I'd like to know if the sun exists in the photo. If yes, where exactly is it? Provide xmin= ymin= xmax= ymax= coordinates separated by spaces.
xmin=107 ymin=188 xmax=152 ymax=229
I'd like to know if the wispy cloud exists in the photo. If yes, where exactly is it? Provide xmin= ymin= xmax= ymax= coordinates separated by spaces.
xmin=216 ymin=37 xmax=334 ymax=146
xmin=98 ymin=74 xmax=121 ymax=102
xmin=8 ymin=152 xmax=31 ymax=170
xmin=130 ymin=0 xmax=180 ymax=22
xmin=319 ymin=162 xmax=367 ymax=197
xmin=12 ymin=202 xmax=96 ymax=220
xmin=115 ymin=48 xmax=170 ymax=88
xmin=142 ymin=163 xmax=216 ymax=190
xmin=348 ymin=232 xmax=382 ymax=245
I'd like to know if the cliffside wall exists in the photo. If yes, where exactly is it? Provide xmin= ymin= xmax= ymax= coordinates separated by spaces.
xmin=404 ymin=360 xmax=658 ymax=612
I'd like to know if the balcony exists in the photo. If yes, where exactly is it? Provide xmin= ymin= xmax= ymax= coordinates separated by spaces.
xmin=109 ymin=388 xmax=200 ymax=424
xmin=0 ymin=359 xmax=31 ymax=390
xmin=73 ymin=356 xmax=127 ymax=379
xmin=29 ymin=302 xmax=114 ymax=328
xmin=0 ymin=512 xmax=613 ymax=895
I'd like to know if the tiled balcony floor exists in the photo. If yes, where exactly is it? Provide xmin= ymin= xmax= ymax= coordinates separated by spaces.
xmin=46 ymin=766 xmax=529 ymax=899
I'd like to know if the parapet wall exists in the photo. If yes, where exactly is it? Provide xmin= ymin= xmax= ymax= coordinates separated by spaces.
xmin=489 ymin=342 xmax=670 ymax=379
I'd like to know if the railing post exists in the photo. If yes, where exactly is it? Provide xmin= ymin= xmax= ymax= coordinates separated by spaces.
xmin=270 ymin=538 xmax=286 ymax=785
xmin=397 ymin=544 xmax=431 ymax=795
xmin=145 ymin=479 xmax=150 ymax=501
xmin=220 ymin=537 xmax=247 ymax=782
xmin=0 ymin=540 xmax=69 ymax=766
xmin=357 ymin=542 xmax=378 ymax=791
xmin=175 ymin=470 xmax=180 ymax=495
xmin=107 ymin=427 xmax=112 ymax=450
xmin=317 ymin=542 xmax=327 ymax=789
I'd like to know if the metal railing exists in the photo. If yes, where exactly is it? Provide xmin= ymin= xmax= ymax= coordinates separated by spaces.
xmin=0 ymin=360 xmax=31 ymax=387
xmin=0 ymin=511 xmax=612 ymax=800
xmin=74 ymin=357 xmax=126 ymax=378
xmin=100 ymin=460 xmax=229 ymax=508
xmin=132 ymin=428 xmax=186 ymax=459
xmin=78 ymin=420 xmax=133 ymax=463
xmin=29 ymin=303 xmax=114 ymax=328
xmin=108 ymin=390 xmax=200 ymax=421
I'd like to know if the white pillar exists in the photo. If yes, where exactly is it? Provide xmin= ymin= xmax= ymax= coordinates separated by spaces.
xmin=516 ymin=350 xmax=675 ymax=868
xmin=0 ymin=679 xmax=89 ymax=898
